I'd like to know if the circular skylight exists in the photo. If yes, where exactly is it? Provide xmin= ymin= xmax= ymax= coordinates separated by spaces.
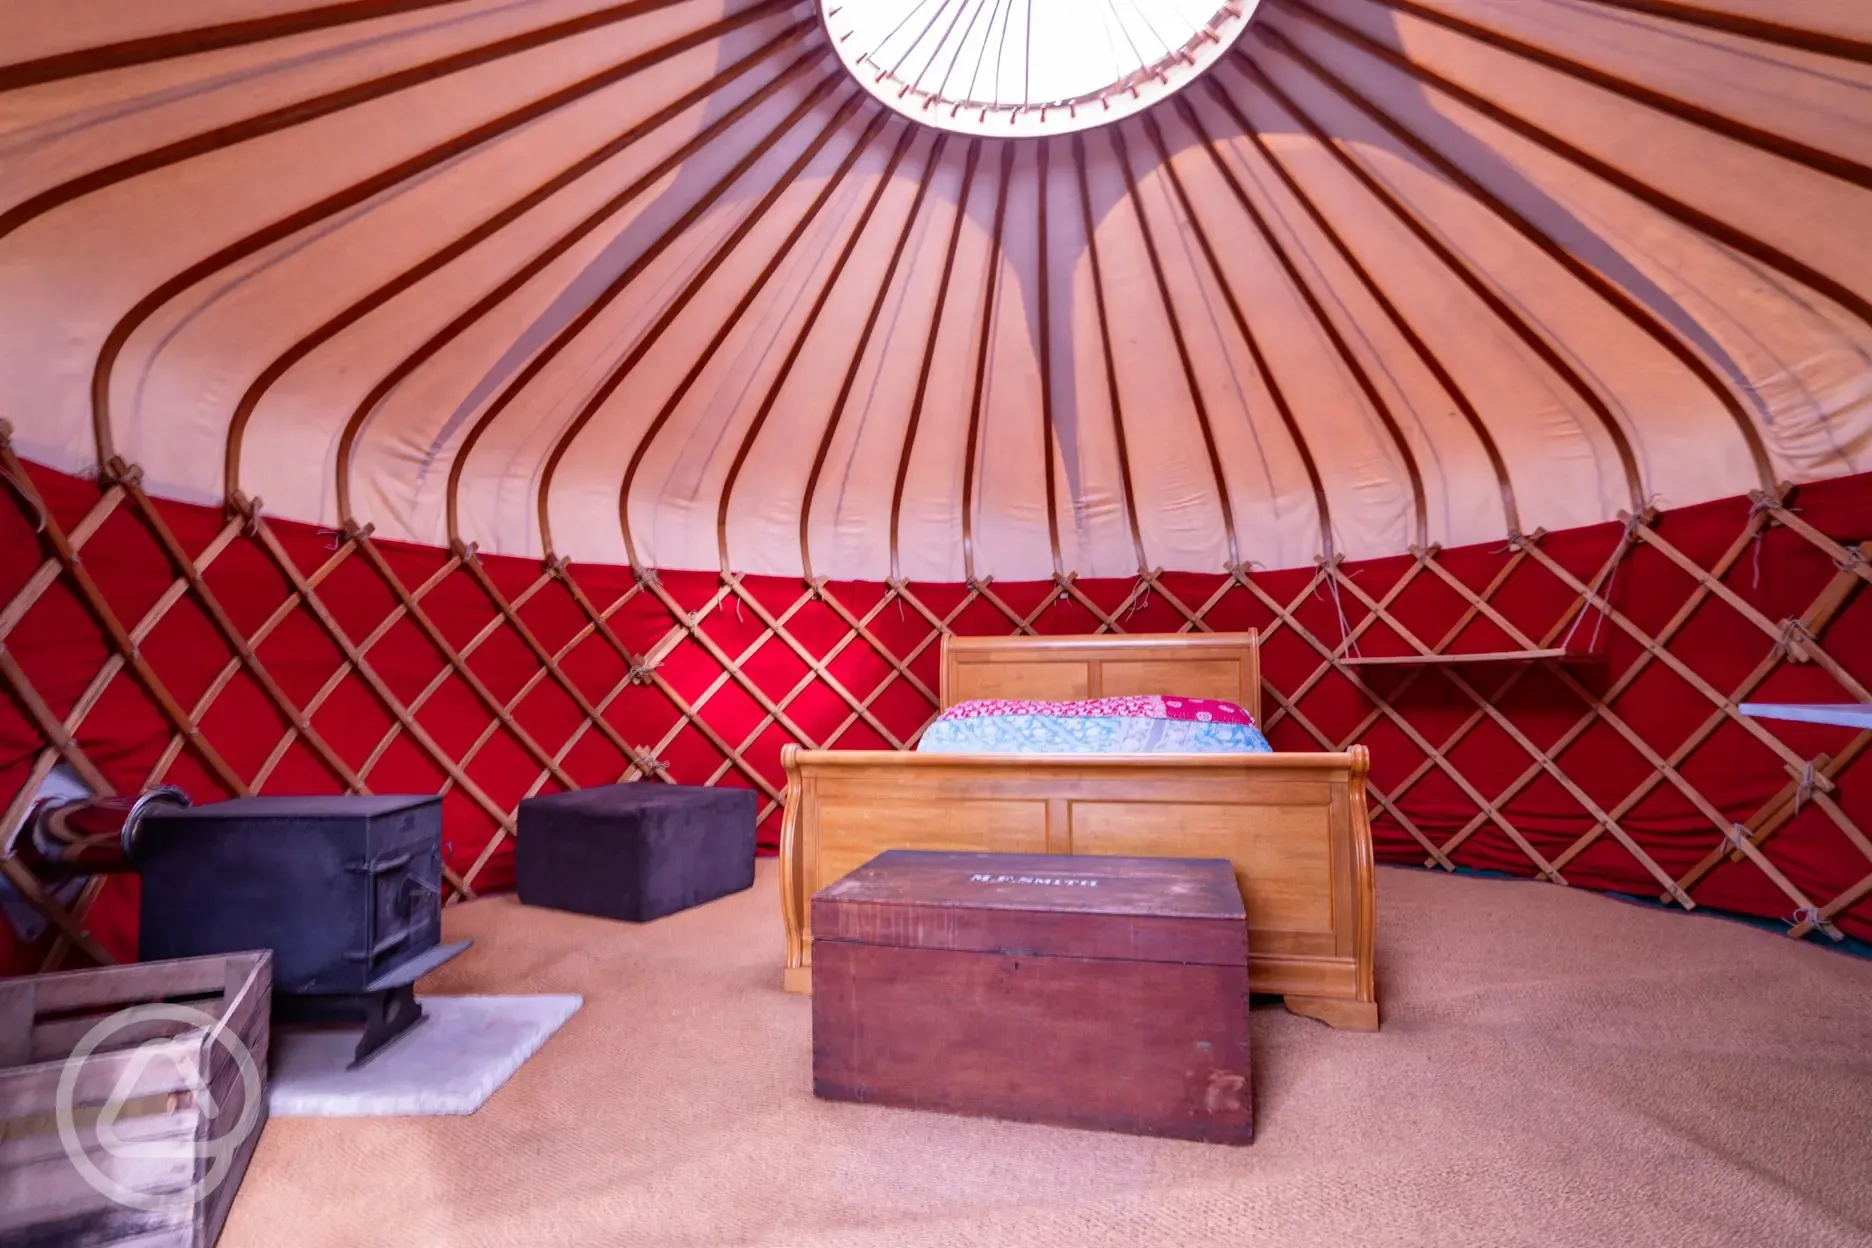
xmin=820 ymin=0 xmax=1261 ymax=138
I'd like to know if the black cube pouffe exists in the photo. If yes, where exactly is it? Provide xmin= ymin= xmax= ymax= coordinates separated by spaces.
xmin=515 ymin=784 xmax=757 ymax=921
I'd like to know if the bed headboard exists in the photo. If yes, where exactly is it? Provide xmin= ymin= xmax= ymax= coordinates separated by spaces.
xmin=939 ymin=632 xmax=1262 ymax=726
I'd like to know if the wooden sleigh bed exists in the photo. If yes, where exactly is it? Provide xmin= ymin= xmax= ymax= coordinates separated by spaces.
xmin=778 ymin=632 xmax=1379 ymax=1030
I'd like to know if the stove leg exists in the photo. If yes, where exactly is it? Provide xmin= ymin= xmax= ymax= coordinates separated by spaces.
xmin=350 ymin=984 xmax=425 ymax=1068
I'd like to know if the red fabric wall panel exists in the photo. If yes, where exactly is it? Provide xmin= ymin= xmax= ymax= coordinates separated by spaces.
xmin=4 ymin=456 xmax=1869 ymax=978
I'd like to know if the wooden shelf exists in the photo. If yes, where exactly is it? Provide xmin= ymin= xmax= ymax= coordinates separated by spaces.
xmin=1739 ymin=703 xmax=1872 ymax=730
xmin=1339 ymin=649 xmax=1578 ymax=667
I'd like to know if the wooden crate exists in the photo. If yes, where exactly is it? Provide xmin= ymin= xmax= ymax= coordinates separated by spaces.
xmin=812 ymin=850 xmax=1253 ymax=1144
xmin=0 ymin=950 xmax=272 ymax=1247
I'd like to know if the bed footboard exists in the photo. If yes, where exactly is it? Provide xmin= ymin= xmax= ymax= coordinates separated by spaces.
xmin=778 ymin=744 xmax=1378 ymax=1030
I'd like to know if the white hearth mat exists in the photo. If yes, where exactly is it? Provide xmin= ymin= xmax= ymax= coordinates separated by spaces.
xmin=267 ymin=995 xmax=582 ymax=1117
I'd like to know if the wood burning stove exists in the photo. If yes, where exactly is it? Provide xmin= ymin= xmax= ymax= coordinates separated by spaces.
xmin=135 ymin=794 xmax=469 ymax=1067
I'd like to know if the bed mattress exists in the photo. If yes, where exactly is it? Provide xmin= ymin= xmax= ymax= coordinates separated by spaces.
xmin=916 ymin=695 xmax=1272 ymax=755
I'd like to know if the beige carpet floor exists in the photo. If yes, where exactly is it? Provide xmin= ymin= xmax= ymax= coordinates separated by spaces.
xmin=222 ymin=863 xmax=1872 ymax=1248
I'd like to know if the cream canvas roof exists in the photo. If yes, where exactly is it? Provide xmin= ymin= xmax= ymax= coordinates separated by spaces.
xmin=2 ymin=0 xmax=1869 ymax=583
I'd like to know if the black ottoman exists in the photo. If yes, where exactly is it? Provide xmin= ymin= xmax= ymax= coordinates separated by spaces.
xmin=515 ymin=784 xmax=757 ymax=921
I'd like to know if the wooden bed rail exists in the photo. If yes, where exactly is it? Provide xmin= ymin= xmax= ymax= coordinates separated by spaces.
xmin=779 ymin=742 xmax=1378 ymax=1030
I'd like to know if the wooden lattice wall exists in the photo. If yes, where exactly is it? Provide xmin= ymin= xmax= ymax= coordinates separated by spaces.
xmin=3 ymin=421 xmax=1870 ymax=975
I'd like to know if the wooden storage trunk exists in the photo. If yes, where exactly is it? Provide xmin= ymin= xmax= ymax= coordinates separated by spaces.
xmin=811 ymin=850 xmax=1252 ymax=1144
xmin=0 ymin=951 xmax=272 ymax=1247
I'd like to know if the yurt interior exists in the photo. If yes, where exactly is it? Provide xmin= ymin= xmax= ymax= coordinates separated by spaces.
xmin=3 ymin=1 xmax=1871 ymax=1245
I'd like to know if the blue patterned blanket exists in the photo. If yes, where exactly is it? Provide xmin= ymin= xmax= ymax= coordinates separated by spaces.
xmin=916 ymin=695 xmax=1272 ymax=755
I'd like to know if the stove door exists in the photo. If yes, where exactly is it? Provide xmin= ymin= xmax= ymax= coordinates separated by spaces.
xmin=362 ymin=844 xmax=444 ymax=979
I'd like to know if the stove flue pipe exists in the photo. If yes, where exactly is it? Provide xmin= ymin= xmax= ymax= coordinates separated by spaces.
xmin=5 ymin=786 xmax=190 ymax=880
